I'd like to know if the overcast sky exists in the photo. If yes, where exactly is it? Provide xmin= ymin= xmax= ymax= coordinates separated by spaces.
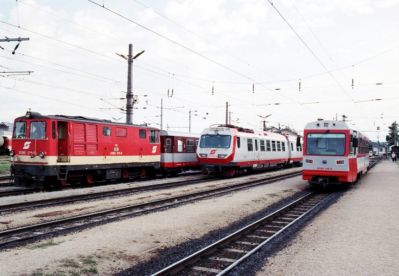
xmin=1 ymin=0 xmax=399 ymax=141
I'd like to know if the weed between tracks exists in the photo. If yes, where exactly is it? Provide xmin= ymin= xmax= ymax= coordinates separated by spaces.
xmin=32 ymin=255 xmax=99 ymax=276
xmin=30 ymin=239 xmax=63 ymax=249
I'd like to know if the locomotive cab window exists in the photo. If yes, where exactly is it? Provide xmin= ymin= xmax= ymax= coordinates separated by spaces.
xmin=200 ymin=134 xmax=231 ymax=148
xmin=291 ymin=142 xmax=294 ymax=151
xmin=139 ymin=129 xmax=146 ymax=139
xmin=30 ymin=121 xmax=46 ymax=139
xmin=103 ymin=126 xmax=111 ymax=136
xmin=52 ymin=122 xmax=56 ymax=139
xmin=149 ymin=130 xmax=159 ymax=143
xmin=255 ymin=139 xmax=258 ymax=151
xmin=306 ymin=133 xmax=345 ymax=156
xmin=13 ymin=121 xmax=26 ymax=139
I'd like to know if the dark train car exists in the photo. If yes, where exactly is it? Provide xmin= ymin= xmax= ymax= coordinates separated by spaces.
xmin=11 ymin=111 xmax=160 ymax=187
xmin=160 ymin=130 xmax=200 ymax=175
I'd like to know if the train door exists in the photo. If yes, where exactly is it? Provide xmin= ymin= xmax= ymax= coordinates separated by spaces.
xmin=57 ymin=121 xmax=70 ymax=162
xmin=165 ymin=137 xmax=173 ymax=163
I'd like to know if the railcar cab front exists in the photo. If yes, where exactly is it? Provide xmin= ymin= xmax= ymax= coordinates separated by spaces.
xmin=303 ymin=120 xmax=369 ymax=186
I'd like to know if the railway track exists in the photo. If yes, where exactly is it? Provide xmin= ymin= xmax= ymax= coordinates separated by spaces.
xmin=0 ymin=187 xmax=37 ymax=198
xmin=152 ymin=192 xmax=331 ymax=276
xmin=150 ymin=158 xmax=382 ymax=276
xmin=0 ymin=175 xmax=214 ymax=214
xmin=0 ymin=171 xmax=301 ymax=250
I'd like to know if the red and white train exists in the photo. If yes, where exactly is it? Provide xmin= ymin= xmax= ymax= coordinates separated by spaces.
xmin=302 ymin=120 xmax=370 ymax=186
xmin=197 ymin=124 xmax=303 ymax=176
xmin=10 ymin=111 xmax=199 ymax=187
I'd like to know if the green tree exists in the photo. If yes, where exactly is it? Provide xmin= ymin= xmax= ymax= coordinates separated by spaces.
xmin=386 ymin=121 xmax=399 ymax=146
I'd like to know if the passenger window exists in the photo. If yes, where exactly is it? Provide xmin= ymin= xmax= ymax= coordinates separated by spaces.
xmin=282 ymin=142 xmax=285 ymax=151
xmin=13 ymin=121 xmax=27 ymax=139
xmin=103 ymin=126 xmax=111 ymax=136
xmin=247 ymin=139 xmax=253 ymax=151
xmin=139 ymin=129 xmax=146 ymax=139
xmin=255 ymin=139 xmax=258 ymax=151
xmin=272 ymin=141 xmax=276 ymax=151
xmin=277 ymin=141 xmax=281 ymax=151
xmin=291 ymin=142 xmax=294 ymax=151
xmin=237 ymin=137 xmax=241 ymax=148
xmin=30 ymin=121 xmax=46 ymax=139
xmin=177 ymin=139 xmax=183 ymax=152
xmin=266 ymin=140 xmax=271 ymax=151
xmin=260 ymin=140 xmax=265 ymax=151
xmin=186 ymin=139 xmax=195 ymax=153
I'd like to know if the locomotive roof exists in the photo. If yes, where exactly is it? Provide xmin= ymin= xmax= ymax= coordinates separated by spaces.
xmin=15 ymin=111 xmax=157 ymax=129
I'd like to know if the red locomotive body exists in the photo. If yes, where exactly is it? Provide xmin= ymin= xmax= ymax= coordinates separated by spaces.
xmin=11 ymin=111 xmax=160 ymax=186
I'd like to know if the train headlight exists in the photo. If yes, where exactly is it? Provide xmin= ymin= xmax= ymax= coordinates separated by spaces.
xmin=218 ymin=154 xmax=227 ymax=158
xmin=30 ymin=153 xmax=36 ymax=158
xmin=10 ymin=150 xmax=15 ymax=157
xmin=336 ymin=160 xmax=344 ymax=165
xmin=199 ymin=154 xmax=208 ymax=158
xmin=305 ymin=159 xmax=313 ymax=163
xmin=39 ymin=151 xmax=45 ymax=159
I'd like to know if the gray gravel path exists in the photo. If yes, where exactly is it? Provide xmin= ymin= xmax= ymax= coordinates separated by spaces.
xmin=258 ymin=160 xmax=399 ymax=276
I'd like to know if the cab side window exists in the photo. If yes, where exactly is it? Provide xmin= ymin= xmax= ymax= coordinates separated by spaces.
xmin=13 ymin=121 xmax=26 ymax=139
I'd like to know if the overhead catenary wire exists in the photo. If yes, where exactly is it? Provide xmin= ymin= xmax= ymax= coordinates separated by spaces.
xmin=265 ymin=0 xmax=354 ymax=103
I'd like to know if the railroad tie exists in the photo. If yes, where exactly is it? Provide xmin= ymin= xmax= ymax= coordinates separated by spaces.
xmin=236 ymin=241 xmax=258 ymax=246
xmin=208 ymin=256 xmax=236 ymax=263
xmin=223 ymin=248 xmax=247 ymax=254
xmin=247 ymin=234 xmax=269 ymax=239
xmin=192 ymin=266 xmax=221 ymax=274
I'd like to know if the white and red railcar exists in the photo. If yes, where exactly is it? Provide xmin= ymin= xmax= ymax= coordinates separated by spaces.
xmin=160 ymin=130 xmax=200 ymax=175
xmin=302 ymin=120 xmax=370 ymax=186
xmin=197 ymin=124 xmax=302 ymax=176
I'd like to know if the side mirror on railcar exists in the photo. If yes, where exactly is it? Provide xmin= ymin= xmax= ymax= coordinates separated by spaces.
xmin=352 ymin=137 xmax=359 ymax=148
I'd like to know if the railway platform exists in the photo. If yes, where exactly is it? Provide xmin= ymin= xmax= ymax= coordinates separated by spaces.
xmin=258 ymin=160 xmax=399 ymax=275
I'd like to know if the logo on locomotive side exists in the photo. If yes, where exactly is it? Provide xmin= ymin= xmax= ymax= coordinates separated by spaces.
xmin=22 ymin=141 xmax=31 ymax=150
xmin=152 ymin=145 xmax=157 ymax=153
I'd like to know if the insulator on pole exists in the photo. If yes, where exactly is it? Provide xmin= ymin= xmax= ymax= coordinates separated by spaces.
xmin=212 ymin=81 xmax=215 ymax=95
xmin=252 ymin=83 xmax=255 ymax=94
xmin=351 ymin=78 xmax=354 ymax=89
xmin=298 ymin=79 xmax=302 ymax=92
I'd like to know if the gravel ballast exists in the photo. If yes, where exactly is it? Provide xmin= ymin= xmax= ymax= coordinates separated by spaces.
xmin=0 ymin=170 xmax=306 ymax=275
xmin=257 ymin=160 xmax=399 ymax=276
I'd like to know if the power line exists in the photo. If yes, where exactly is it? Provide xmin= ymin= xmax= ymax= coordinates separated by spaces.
xmin=88 ymin=0 xmax=259 ymax=83
xmin=265 ymin=0 xmax=354 ymax=102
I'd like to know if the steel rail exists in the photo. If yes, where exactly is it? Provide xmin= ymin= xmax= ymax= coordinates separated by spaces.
xmin=0 ymin=171 xmax=301 ymax=250
xmin=0 ymin=176 xmax=213 ymax=214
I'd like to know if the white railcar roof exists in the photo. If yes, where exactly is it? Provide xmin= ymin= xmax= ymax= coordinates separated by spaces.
xmin=304 ymin=120 xmax=350 ymax=130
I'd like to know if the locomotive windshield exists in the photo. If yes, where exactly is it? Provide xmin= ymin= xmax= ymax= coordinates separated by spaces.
xmin=200 ymin=134 xmax=231 ymax=148
xmin=306 ymin=133 xmax=346 ymax=156
xmin=13 ymin=121 xmax=26 ymax=139
xmin=30 ymin=121 xmax=46 ymax=139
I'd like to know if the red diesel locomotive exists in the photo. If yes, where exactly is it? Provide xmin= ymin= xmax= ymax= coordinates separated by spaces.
xmin=11 ymin=111 xmax=199 ymax=187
